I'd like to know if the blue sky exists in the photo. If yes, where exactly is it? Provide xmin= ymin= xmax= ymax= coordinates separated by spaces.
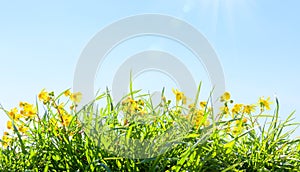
xmin=0 ymin=0 xmax=299 ymax=137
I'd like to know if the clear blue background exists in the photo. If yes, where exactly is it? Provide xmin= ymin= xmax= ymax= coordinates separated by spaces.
xmin=0 ymin=0 xmax=299 ymax=137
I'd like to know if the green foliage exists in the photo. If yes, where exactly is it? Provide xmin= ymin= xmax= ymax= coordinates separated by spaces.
xmin=0 ymin=87 xmax=299 ymax=171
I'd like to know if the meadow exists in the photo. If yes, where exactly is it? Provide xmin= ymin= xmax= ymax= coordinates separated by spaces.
xmin=0 ymin=83 xmax=299 ymax=171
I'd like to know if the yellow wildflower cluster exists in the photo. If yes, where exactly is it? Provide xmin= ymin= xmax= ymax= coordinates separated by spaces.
xmin=7 ymin=102 xmax=37 ymax=121
xmin=231 ymin=103 xmax=256 ymax=116
xmin=37 ymin=88 xmax=82 ymax=113
xmin=19 ymin=102 xmax=37 ymax=119
xmin=1 ymin=89 xmax=82 ymax=148
xmin=121 ymin=97 xmax=148 ymax=125
xmin=230 ymin=117 xmax=249 ymax=135
xmin=189 ymin=109 xmax=210 ymax=128
xmin=1 ymin=115 xmax=29 ymax=148
xmin=53 ymin=102 xmax=75 ymax=128
xmin=5 ymin=102 xmax=37 ymax=136
xmin=1 ymin=132 xmax=12 ymax=148
xmin=52 ymin=90 xmax=82 ymax=128
xmin=50 ymin=112 xmax=74 ymax=129
xmin=219 ymin=92 xmax=273 ymax=136
xmin=186 ymin=101 xmax=211 ymax=129
xmin=122 ymin=97 xmax=147 ymax=116
xmin=219 ymin=92 xmax=271 ymax=118
xmin=38 ymin=88 xmax=82 ymax=106
xmin=1 ymin=88 xmax=275 ymax=149
xmin=171 ymin=88 xmax=211 ymax=129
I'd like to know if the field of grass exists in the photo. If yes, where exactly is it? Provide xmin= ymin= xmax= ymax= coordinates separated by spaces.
xmin=0 ymin=83 xmax=299 ymax=171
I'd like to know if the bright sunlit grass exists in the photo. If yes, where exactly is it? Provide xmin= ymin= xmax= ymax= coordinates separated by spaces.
xmin=0 ymin=83 xmax=299 ymax=171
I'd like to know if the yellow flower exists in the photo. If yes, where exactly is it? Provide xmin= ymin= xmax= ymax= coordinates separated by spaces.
xmin=139 ymin=109 xmax=148 ymax=115
xmin=236 ymin=119 xmax=242 ymax=126
xmin=22 ymin=103 xmax=37 ymax=119
xmin=19 ymin=101 xmax=27 ymax=108
xmin=64 ymin=89 xmax=71 ymax=97
xmin=62 ymin=114 xmax=73 ymax=127
xmin=172 ymin=88 xmax=185 ymax=103
xmin=226 ymin=122 xmax=231 ymax=133
xmin=27 ymin=109 xmax=36 ymax=118
xmin=232 ymin=127 xmax=241 ymax=135
xmin=220 ymin=106 xmax=230 ymax=116
xmin=7 ymin=121 xmax=12 ymax=130
xmin=232 ymin=104 xmax=243 ymax=115
xmin=242 ymin=117 xmax=248 ymax=124
xmin=220 ymin=92 xmax=231 ymax=102
xmin=18 ymin=125 xmax=28 ymax=133
xmin=2 ymin=135 xmax=10 ymax=141
xmin=226 ymin=127 xmax=231 ymax=133
xmin=3 ymin=132 xmax=9 ymax=136
xmin=200 ymin=101 xmax=207 ymax=108
xmin=57 ymin=103 xmax=65 ymax=111
xmin=172 ymin=89 xmax=182 ymax=101
xmin=70 ymin=105 xmax=75 ymax=111
xmin=8 ymin=107 xmax=21 ymax=120
xmin=50 ymin=117 xmax=58 ymax=126
xmin=192 ymin=110 xmax=208 ymax=128
xmin=1 ymin=135 xmax=12 ymax=148
xmin=8 ymin=107 xmax=18 ymax=117
xmin=196 ymin=109 xmax=204 ymax=117
xmin=259 ymin=97 xmax=272 ymax=110
xmin=243 ymin=104 xmax=256 ymax=114
xmin=121 ymin=97 xmax=138 ymax=113
xmin=137 ymin=99 xmax=144 ymax=106
xmin=38 ymin=89 xmax=51 ymax=103
xmin=188 ymin=104 xmax=195 ymax=109
xmin=128 ymin=98 xmax=135 ymax=104
xmin=70 ymin=92 xmax=82 ymax=103
xmin=15 ymin=114 xmax=22 ymax=120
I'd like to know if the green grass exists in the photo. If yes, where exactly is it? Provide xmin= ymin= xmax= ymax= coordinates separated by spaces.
xmin=0 ymin=85 xmax=299 ymax=171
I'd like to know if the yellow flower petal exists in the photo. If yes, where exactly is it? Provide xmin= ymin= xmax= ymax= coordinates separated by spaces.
xmin=7 ymin=121 xmax=12 ymax=130
xmin=220 ymin=92 xmax=231 ymax=102
xmin=64 ymin=90 xmax=71 ymax=97
xmin=38 ymin=89 xmax=50 ymax=103
xmin=70 ymin=92 xmax=82 ymax=103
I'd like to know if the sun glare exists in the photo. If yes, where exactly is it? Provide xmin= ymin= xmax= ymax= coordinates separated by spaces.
xmin=183 ymin=0 xmax=256 ymax=33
